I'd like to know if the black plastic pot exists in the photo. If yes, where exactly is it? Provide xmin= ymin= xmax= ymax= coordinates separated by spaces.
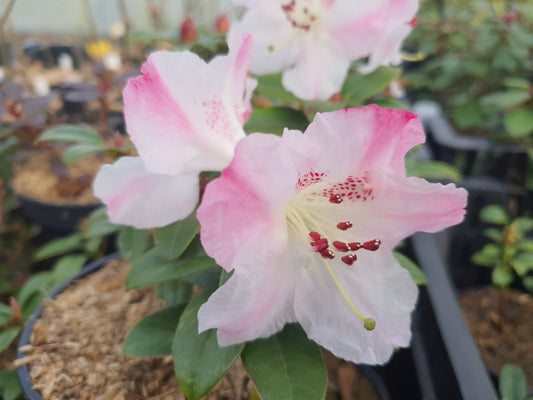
xmin=410 ymin=231 xmax=499 ymax=400
xmin=15 ymin=190 xmax=99 ymax=233
xmin=16 ymin=253 xmax=119 ymax=400
xmin=413 ymin=101 xmax=529 ymax=188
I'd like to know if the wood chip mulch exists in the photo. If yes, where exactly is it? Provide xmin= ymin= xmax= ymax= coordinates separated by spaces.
xmin=460 ymin=286 xmax=533 ymax=383
xmin=18 ymin=259 xmax=252 ymax=400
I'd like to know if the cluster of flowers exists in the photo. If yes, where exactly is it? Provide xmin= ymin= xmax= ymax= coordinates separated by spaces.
xmin=94 ymin=0 xmax=467 ymax=365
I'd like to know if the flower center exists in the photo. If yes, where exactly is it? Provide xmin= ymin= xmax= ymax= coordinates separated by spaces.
xmin=285 ymin=173 xmax=381 ymax=331
xmin=281 ymin=0 xmax=321 ymax=32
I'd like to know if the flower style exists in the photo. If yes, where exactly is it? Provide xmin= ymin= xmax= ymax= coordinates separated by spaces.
xmin=197 ymin=105 xmax=467 ymax=364
xmin=230 ymin=0 xmax=419 ymax=100
xmin=93 ymin=33 xmax=256 ymax=229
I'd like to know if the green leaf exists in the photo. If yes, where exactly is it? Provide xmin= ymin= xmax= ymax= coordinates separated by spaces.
xmin=504 ymin=109 xmax=533 ymax=138
xmin=173 ymin=289 xmax=243 ymax=400
xmin=480 ymin=90 xmax=530 ymax=109
xmin=244 ymin=107 xmax=309 ymax=136
xmin=117 ymin=226 xmax=150 ymax=261
xmin=452 ymin=101 xmax=484 ymax=129
xmin=0 ymin=304 xmax=12 ymax=326
xmin=499 ymin=363 xmax=527 ymax=400
xmin=242 ymin=324 xmax=327 ymax=400
xmin=127 ymin=249 xmax=217 ymax=289
xmin=123 ymin=303 xmax=186 ymax=357
xmin=37 ymin=124 xmax=103 ymax=145
xmin=62 ymin=144 xmax=109 ymax=164
xmin=342 ymin=66 xmax=401 ymax=106
xmin=484 ymin=228 xmax=503 ymax=243
xmin=51 ymin=255 xmax=86 ymax=284
xmin=471 ymin=243 xmax=501 ymax=267
xmin=34 ymin=233 xmax=83 ymax=261
xmin=503 ymin=77 xmax=531 ymax=90
xmin=393 ymin=252 xmax=427 ymax=285
xmin=84 ymin=208 xmax=119 ymax=238
xmin=516 ymin=240 xmax=533 ymax=252
xmin=512 ymin=253 xmax=533 ymax=277
xmin=511 ymin=217 xmax=533 ymax=234
xmin=523 ymin=276 xmax=533 ymax=293
xmin=17 ymin=271 xmax=53 ymax=316
xmin=0 ymin=327 xmax=21 ymax=353
xmin=492 ymin=267 xmax=514 ymax=288
xmin=254 ymin=74 xmax=301 ymax=104
xmin=480 ymin=205 xmax=509 ymax=225
xmin=154 ymin=280 xmax=193 ymax=305
xmin=405 ymin=159 xmax=462 ymax=181
xmin=0 ymin=370 xmax=23 ymax=400
xmin=154 ymin=212 xmax=199 ymax=261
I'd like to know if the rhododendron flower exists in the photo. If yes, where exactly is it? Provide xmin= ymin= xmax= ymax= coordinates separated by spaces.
xmin=93 ymin=33 xmax=256 ymax=229
xmin=197 ymin=105 xmax=467 ymax=364
xmin=231 ymin=0 xmax=419 ymax=100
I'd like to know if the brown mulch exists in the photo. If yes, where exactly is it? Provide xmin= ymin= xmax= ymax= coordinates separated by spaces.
xmin=17 ymin=258 xmax=382 ymax=400
xmin=19 ymin=259 xmax=252 ymax=400
xmin=460 ymin=286 xmax=533 ymax=383
xmin=12 ymin=148 xmax=107 ymax=205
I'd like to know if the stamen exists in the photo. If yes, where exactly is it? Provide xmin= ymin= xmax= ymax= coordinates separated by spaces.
xmin=309 ymin=231 xmax=321 ymax=241
xmin=329 ymin=194 xmax=343 ymax=204
xmin=336 ymin=221 xmax=352 ymax=231
xmin=348 ymin=242 xmax=363 ymax=250
xmin=311 ymin=238 xmax=328 ymax=252
xmin=362 ymin=239 xmax=381 ymax=251
xmin=320 ymin=249 xmax=335 ymax=259
xmin=341 ymin=254 xmax=357 ymax=265
xmin=322 ymin=259 xmax=375 ymax=330
xmin=333 ymin=241 xmax=350 ymax=252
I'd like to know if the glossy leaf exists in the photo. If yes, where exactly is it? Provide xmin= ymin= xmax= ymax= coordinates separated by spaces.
xmin=471 ymin=243 xmax=501 ymax=267
xmin=154 ymin=280 xmax=193 ymax=306
xmin=123 ymin=303 xmax=186 ymax=357
xmin=0 ymin=327 xmax=21 ymax=353
xmin=480 ymin=90 xmax=530 ymax=109
xmin=254 ymin=74 xmax=301 ymax=104
xmin=0 ymin=304 xmax=12 ymax=326
xmin=512 ymin=253 xmax=533 ymax=277
xmin=51 ymin=255 xmax=86 ymax=284
xmin=242 ymin=324 xmax=327 ymax=400
xmin=406 ymin=159 xmax=461 ymax=181
xmin=492 ymin=267 xmax=513 ymax=287
xmin=117 ymin=226 xmax=150 ymax=261
xmin=173 ymin=289 xmax=243 ymax=400
xmin=34 ymin=233 xmax=83 ymax=261
xmin=393 ymin=252 xmax=427 ymax=285
xmin=154 ymin=212 xmax=199 ymax=261
xmin=504 ymin=109 xmax=533 ymax=138
xmin=483 ymin=228 xmax=503 ymax=243
xmin=244 ymin=107 xmax=309 ymax=136
xmin=63 ymin=144 xmax=110 ymax=164
xmin=126 ymin=248 xmax=217 ymax=289
xmin=480 ymin=205 xmax=509 ymax=225
xmin=37 ymin=124 xmax=103 ymax=145
xmin=342 ymin=66 xmax=400 ymax=106
xmin=0 ymin=370 xmax=23 ymax=400
xmin=499 ymin=364 xmax=527 ymax=400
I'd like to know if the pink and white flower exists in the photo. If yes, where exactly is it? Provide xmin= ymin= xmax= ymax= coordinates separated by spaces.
xmin=93 ymin=33 xmax=256 ymax=229
xmin=231 ymin=0 xmax=419 ymax=100
xmin=197 ymin=105 xmax=467 ymax=364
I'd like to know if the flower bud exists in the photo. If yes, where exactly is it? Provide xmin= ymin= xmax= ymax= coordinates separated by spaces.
xmin=215 ymin=14 xmax=230 ymax=34
xmin=180 ymin=16 xmax=198 ymax=44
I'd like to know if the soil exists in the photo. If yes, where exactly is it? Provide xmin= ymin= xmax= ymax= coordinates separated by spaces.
xmin=11 ymin=147 xmax=109 ymax=205
xmin=460 ymin=286 xmax=533 ymax=383
xmin=17 ymin=259 xmax=382 ymax=400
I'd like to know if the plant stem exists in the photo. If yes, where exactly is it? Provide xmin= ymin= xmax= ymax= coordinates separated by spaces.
xmin=0 ymin=0 xmax=16 ymax=80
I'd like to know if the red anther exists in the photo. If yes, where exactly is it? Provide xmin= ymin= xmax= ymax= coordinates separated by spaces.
xmin=320 ymin=249 xmax=335 ymax=259
xmin=311 ymin=238 xmax=329 ymax=252
xmin=408 ymin=16 xmax=418 ymax=28
xmin=309 ymin=231 xmax=321 ymax=241
xmin=329 ymin=194 xmax=343 ymax=204
xmin=180 ymin=16 xmax=198 ymax=44
xmin=330 ymin=92 xmax=342 ymax=103
xmin=363 ymin=239 xmax=381 ymax=251
xmin=333 ymin=241 xmax=350 ymax=252
xmin=341 ymin=254 xmax=357 ymax=265
xmin=336 ymin=221 xmax=352 ymax=231
xmin=348 ymin=242 xmax=363 ymax=250
xmin=215 ymin=14 xmax=230 ymax=34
